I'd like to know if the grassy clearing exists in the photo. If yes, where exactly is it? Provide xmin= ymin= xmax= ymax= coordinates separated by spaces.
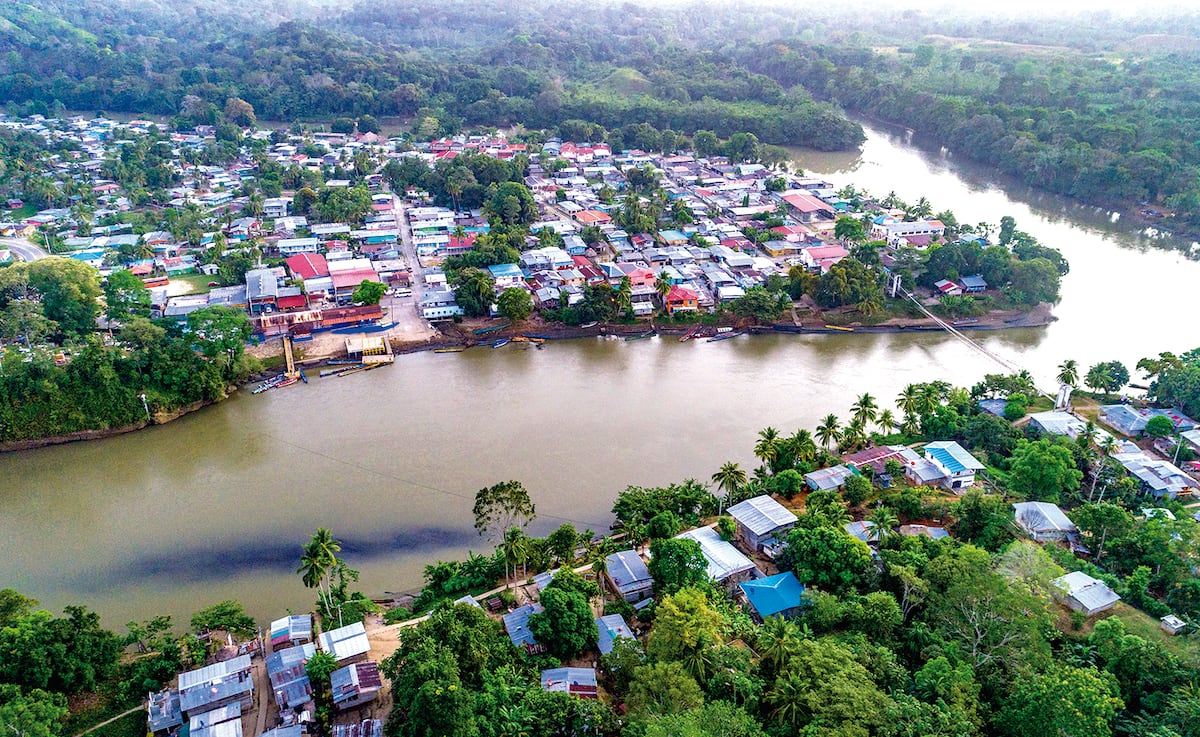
xmin=170 ymin=273 xmax=216 ymax=295
xmin=1058 ymin=602 xmax=1200 ymax=663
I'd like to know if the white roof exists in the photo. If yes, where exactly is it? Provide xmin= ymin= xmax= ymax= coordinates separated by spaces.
xmin=727 ymin=495 xmax=798 ymax=537
xmin=675 ymin=526 xmax=758 ymax=582
xmin=317 ymin=621 xmax=369 ymax=661
xmin=1053 ymin=571 xmax=1120 ymax=612
xmin=1013 ymin=501 xmax=1077 ymax=534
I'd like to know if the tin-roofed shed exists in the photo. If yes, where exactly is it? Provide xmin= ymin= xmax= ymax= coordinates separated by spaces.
xmin=1052 ymin=571 xmax=1120 ymax=616
xmin=595 ymin=614 xmax=635 ymax=656
xmin=178 ymin=654 xmax=253 ymax=716
xmin=727 ymin=495 xmax=798 ymax=553
xmin=605 ymin=550 xmax=653 ymax=602
xmin=675 ymin=526 xmax=759 ymax=585
xmin=739 ymin=572 xmax=806 ymax=621
xmin=317 ymin=621 xmax=370 ymax=664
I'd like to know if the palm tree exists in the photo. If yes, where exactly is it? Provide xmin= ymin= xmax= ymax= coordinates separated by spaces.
xmin=754 ymin=427 xmax=780 ymax=470
xmin=499 ymin=527 xmax=530 ymax=588
xmin=877 ymin=409 xmax=896 ymax=435
xmin=815 ymin=414 xmax=841 ymax=451
xmin=654 ymin=270 xmax=671 ymax=307
xmin=868 ymin=506 xmax=900 ymax=540
xmin=297 ymin=528 xmax=342 ymax=612
xmin=1057 ymin=359 xmax=1079 ymax=387
xmin=756 ymin=616 xmax=804 ymax=681
xmin=766 ymin=669 xmax=809 ymax=731
xmin=617 ymin=276 xmax=633 ymax=319
xmin=856 ymin=294 xmax=883 ymax=317
xmin=897 ymin=384 xmax=921 ymax=418
xmin=711 ymin=461 xmax=747 ymax=514
xmin=841 ymin=418 xmax=868 ymax=452
xmin=1089 ymin=436 xmax=1119 ymax=503
xmin=787 ymin=429 xmax=818 ymax=468
xmin=851 ymin=393 xmax=879 ymax=428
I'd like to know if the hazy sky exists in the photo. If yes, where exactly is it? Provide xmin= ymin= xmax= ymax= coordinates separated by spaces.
xmin=738 ymin=0 xmax=1197 ymax=17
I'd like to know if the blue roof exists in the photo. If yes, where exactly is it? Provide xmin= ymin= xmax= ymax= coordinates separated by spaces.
xmin=924 ymin=441 xmax=984 ymax=473
xmin=960 ymin=275 xmax=987 ymax=289
xmin=595 ymin=614 xmax=634 ymax=655
xmin=739 ymin=572 xmax=805 ymax=619
xmin=488 ymin=263 xmax=522 ymax=278
xmin=502 ymin=604 xmax=543 ymax=647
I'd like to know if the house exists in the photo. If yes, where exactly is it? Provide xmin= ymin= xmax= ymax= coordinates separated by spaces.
xmin=1161 ymin=615 xmax=1188 ymax=635
xmin=804 ymin=465 xmax=855 ymax=492
xmin=269 ymin=615 xmax=313 ymax=651
xmin=843 ymin=445 xmax=920 ymax=475
xmin=331 ymin=721 xmax=382 ymax=737
xmin=189 ymin=703 xmax=242 ymax=737
xmin=245 ymin=268 xmax=281 ymax=314
xmin=899 ymin=524 xmax=950 ymax=540
xmin=959 ymin=275 xmax=988 ymax=293
xmin=540 ymin=668 xmax=598 ymax=698
xmin=727 ymin=495 xmax=798 ymax=554
xmin=739 ymin=572 xmax=806 ymax=622
xmin=675 ymin=526 xmax=759 ymax=585
xmin=277 ymin=237 xmax=321 ymax=256
xmin=266 ymin=643 xmax=316 ymax=711
xmin=1013 ymin=501 xmax=1077 ymax=543
xmin=605 ymin=550 xmax=654 ymax=603
xmin=178 ymin=655 xmax=254 ymax=717
xmin=488 ymin=263 xmax=525 ymax=289
xmin=331 ymin=661 xmax=383 ymax=710
xmin=1028 ymin=411 xmax=1113 ymax=443
xmin=844 ymin=520 xmax=878 ymax=544
xmin=317 ymin=621 xmax=371 ymax=664
xmin=780 ymin=192 xmax=834 ymax=222
xmin=663 ymin=285 xmax=699 ymax=315
xmin=1052 ymin=571 xmax=1120 ymax=616
xmin=595 ymin=614 xmax=635 ymax=656
xmin=503 ymin=604 xmax=545 ymax=653
xmin=909 ymin=441 xmax=985 ymax=491
xmin=1099 ymin=405 xmax=1197 ymax=437
xmin=147 ymin=689 xmax=182 ymax=736
xmin=420 ymin=289 xmax=464 ymax=320
xmin=1112 ymin=447 xmax=1196 ymax=499
xmin=933 ymin=279 xmax=963 ymax=297
xmin=286 ymin=253 xmax=330 ymax=283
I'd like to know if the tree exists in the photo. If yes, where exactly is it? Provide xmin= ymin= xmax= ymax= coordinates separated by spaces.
xmin=693 ymin=130 xmax=720 ymax=158
xmin=298 ymin=528 xmax=343 ymax=614
xmin=529 ymin=586 xmax=598 ymax=660
xmin=496 ymin=287 xmax=532 ymax=322
xmin=26 ymin=258 xmax=101 ymax=338
xmin=998 ymin=215 xmax=1017 ymax=245
xmin=103 ymin=269 xmax=151 ymax=324
xmin=484 ymin=182 xmax=537 ymax=228
xmin=867 ymin=505 xmax=899 ymax=539
xmin=187 ymin=306 xmax=253 ymax=370
xmin=997 ymin=540 xmax=1065 ymax=600
xmin=816 ymin=414 xmax=841 ymax=451
xmin=1009 ymin=438 xmax=1083 ymax=502
xmin=851 ymin=392 xmax=879 ymax=427
xmin=777 ymin=526 xmax=873 ymax=595
xmin=0 ymin=685 xmax=68 ymax=737
xmin=305 ymin=650 xmax=338 ymax=737
xmin=293 ymin=187 xmax=317 ymax=216
xmin=843 ymin=474 xmax=871 ymax=506
xmin=834 ymin=215 xmax=866 ymax=243
xmin=0 ymin=299 xmax=55 ymax=346
xmin=647 ymin=587 xmax=723 ymax=662
xmin=754 ymin=427 xmax=780 ymax=469
xmin=189 ymin=600 xmax=256 ymax=636
xmin=647 ymin=510 xmax=683 ymax=539
xmin=317 ymin=184 xmax=372 ymax=225
xmin=766 ymin=637 xmax=892 ymax=733
xmin=626 ymin=662 xmax=704 ymax=719
xmin=1057 ymin=359 xmax=1079 ymax=387
xmin=473 ymin=481 xmax=535 ymax=582
xmin=1085 ymin=361 xmax=1130 ymax=394
xmin=997 ymin=665 xmax=1122 ymax=737
xmin=452 ymin=267 xmax=495 ymax=317
xmin=351 ymin=279 xmax=386 ymax=305
xmin=1145 ymin=415 xmax=1175 ymax=438
xmin=647 ymin=538 xmax=707 ymax=595
xmin=711 ymin=461 xmax=747 ymax=510
xmin=223 ymin=97 xmax=256 ymax=127
xmin=643 ymin=701 xmax=767 ymax=737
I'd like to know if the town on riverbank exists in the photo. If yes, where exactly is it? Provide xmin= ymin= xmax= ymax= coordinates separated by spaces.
xmin=8 ymin=360 xmax=1200 ymax=737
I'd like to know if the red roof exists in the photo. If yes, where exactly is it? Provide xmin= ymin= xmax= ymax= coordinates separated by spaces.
xmin=665 ymin=286 xmax=698 ymax=303
xmin=781 ymin=192 xmax=831 ymax=214
xmin=576 ymin=210 xmax=611 ymax=225
xmin=276 ymin=294 xmax=309 ymax=310
xmin=331 ymin=269 xmax=379 ymax=290
xmin=286 ymin=253 xmax=329 ymax=280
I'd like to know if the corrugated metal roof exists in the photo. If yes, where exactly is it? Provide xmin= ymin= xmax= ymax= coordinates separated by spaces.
xmin=739 ymin=572 xmax=805 ymax=618
xmin=1053 ymin=571 xmax=1120 ymax=613
xmin=178 ymin=655 xmax=253 ymax=713
xmin=924 ymin=441 xmax=984 ymax=473
xmin=317 ymin=622 xmax=370 ymax=662
xmin=804 ymin=465 xmax=854 ymax=491
xmin=595 ymin=614 xmax=635 ymax=656
xmin=675 ymin=526 xmax=758 ymax=582
xmin=727 ymin=495 xmax=798 ymax=537
xmin=503 ymin=604 xmax=544 ymax=647
xmin=605 ymin=550 xmax=652 ymax=596
xmin=1013 ymin=502 xmax=1077 ymax=534
xmin=540 ymin=667 xmax=597 ymax=696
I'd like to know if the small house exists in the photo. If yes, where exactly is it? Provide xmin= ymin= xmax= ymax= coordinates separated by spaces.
xmin=317 ymin=621 xmax=371 ymax=665
xmin=605 ymin=550 xmax=653 ymax=603
xmin=804 ymin=465 xmax=855 ymax=492
xmin=907 ymin=441 xmax=984 ymax=491
xmin=147 ymin=688 xmax=182 ymax=736
xmin=503 ymin=604 xmax=545 ymax=653
xmin=959 ymin=275 xmax=987 ymax=293
xmin=1052 ymin=571 xmax=1120 ymax=616
xmin=844 ymin=520 xmax=878 ymax=544
xmin=727 ymin=495 xmax=798 ymax=554
xmin=266 ymin=643 xmax=316 ymax=711
xmin=178 ymin=654 xmax=253 ymax=717
xmin=269 ymin=615 xmax=313 ymax=652
xmin=899 ymin=524 xmax=950 ymax=540
xmin=188 ymin=703 xmax=242 ymax=737
xmin=1013 ymin=501 xmax=1077 ymax=543
xmin=675 ymin=526 xmax=759 ymax=585
xmin=595 ymin=614 xmax=635 ymax=656
xmin=663 ymin=285 xmax=699 ymax=315
xmin=1161 ymin=615 xmax=1188 ymax=635
xmin=330 ymin=661 xmax=383 ymax=710
xmin=540 ymin=668 xmax=598 ymax=699
xmin=739 ymin=572 xmax=806 ymax=622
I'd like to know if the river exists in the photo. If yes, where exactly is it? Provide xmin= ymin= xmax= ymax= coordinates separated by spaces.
xmin=3 ymin=123 xmax=1198 ymax=628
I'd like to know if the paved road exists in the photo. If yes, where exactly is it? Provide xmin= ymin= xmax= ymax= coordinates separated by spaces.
xmin=1 ymin=236 xmax=49 ymax=261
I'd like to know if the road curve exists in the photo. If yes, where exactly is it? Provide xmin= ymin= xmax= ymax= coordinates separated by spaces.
xmin=1 ymin=237 xmax=49 ymax=262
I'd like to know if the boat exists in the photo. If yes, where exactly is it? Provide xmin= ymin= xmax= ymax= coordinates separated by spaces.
xmin=580 ymin=321 xmax=599 ymax=329
xmin=433 ymin=346 xmax=465 ymax=353
xmin=251 ymin=374 xmax=290 ymax=394
xmin=473 ymin=322 xmax=511 ymax=336
xmin=679 ymin=325 xmax=701 ymax=342
xmin=513 ymin=335 xmax=546 ymax=345
xmin=298 ymin=369 xmax=309 ymax=384
xmin=771 ymin=324 xmax=807 ymax=334
xmin=824 ymin=324 xmax=854 ymax=332
xmin=276 ymin=376 xmax=300 ymax=388
xmin=491 ymin=338 xmax=510 ymax=348
xmin=707 ymin=331 xmax=743 ymax=342
xmin=331 ymin=322 xmax=395 ymax=335
xmin=625 ymin=330 xmax=654 ymax=341
xmin=319 ymin=364 xmax=364 ymax=378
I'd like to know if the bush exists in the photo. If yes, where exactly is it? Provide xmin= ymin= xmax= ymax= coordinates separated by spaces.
xmin=382 ymin=606 xmax=413 ymax=624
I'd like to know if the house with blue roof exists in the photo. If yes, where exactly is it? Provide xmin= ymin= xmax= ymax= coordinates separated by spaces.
xmin=959 ymin=274 xmax=988 ymax=293
xmin=595 ymin=614 xmax=635 ymax=655
xmin=739 ymin=572 xmax=806 ymax=622
xmin=487 ymin=263 xmax=525 ymax=289
xmin=907 ymin=441 xmax=985 ymax=492
xmin=503 ymin=604 xmax=545 ymax=653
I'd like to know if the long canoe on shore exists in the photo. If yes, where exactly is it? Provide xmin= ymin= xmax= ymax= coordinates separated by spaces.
xmin=473 ymin=322 xmax=510 ymax=336
xmin=433 ymin=346 xmax=465 ymax=353
xmin=625 ymin=330 xmax=655 ymax=341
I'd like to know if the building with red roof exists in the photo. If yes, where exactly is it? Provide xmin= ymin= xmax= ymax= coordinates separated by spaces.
xmin=664 ymin=286 xmax=699 ymax=315
xmin=286 ymin=253 xmax=330 ymax=281
xmin=781 ymin=192 xmax=835 ymax=222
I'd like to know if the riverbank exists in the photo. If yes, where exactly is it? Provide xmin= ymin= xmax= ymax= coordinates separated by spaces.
xmin=0 ymin=396 xmax=225 ymax=452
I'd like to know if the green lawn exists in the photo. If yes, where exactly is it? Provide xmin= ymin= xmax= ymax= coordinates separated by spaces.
xmin=170 ymin=273 xmax=216 ymax=295
xmin=1106 ymin=603 xmax=1200 ymax=662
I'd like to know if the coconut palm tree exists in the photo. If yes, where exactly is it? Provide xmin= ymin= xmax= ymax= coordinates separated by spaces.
xmin=617 ymin=276 xmax=634 ymax=318
xmin=500 ymin=526 xmax=531 ymax=588
xmin=897 ymin=384 xmax=921 ymax=418
xmin=1057 ymin=359 xmax=1079 ymax=387
xmin=756 ymin=615 xmax=804 ymax=681
xmin=786 ymin=429 xmax=818 ymax=469
xmin=754 ymin=427 xmax=780 ymax=470
xmin=711 ymin=461 xmax=747 ymax=513
xmin=868 ymin=506 xmax=900 ymax=540
xmin=655 ymin=270 xmax=671 ymax=307
xmin=877 ymin=409 xmax=896 ymax=435
xmin=841 ymin=418 xmax=868 ymax=452
xmin=297 ymin=528 xmax=342 ymax=612
xmin=815 ymin=414 xmax=841 ymax=451
xmin=1089 ymin=436 xmax=1119 ymax=503
xmin=851 ymin=393 xmax=879 ymax=428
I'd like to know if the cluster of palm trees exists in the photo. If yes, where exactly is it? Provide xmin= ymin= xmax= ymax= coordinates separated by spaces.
xmin=895 ymin=381 xmax=955 ymax=435
xmin=813 ymin=393 xmax=898 ymax=454
xmin=297 ymin=528 xmax=344 ymax=616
